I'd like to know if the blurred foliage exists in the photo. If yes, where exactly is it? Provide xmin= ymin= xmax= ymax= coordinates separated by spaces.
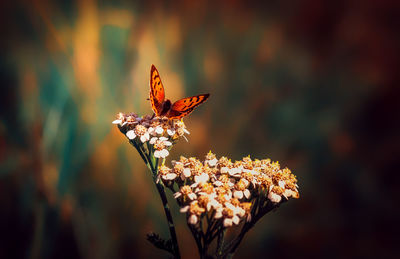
xmin=0 ymin=0 xmax=399 ymax=258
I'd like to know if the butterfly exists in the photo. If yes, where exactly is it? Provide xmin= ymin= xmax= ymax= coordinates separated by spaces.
xmin=149 ymin=64 xmax=210 ymax=120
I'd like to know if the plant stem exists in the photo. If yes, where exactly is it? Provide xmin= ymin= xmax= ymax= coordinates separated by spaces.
xmin=148 ymin=153 xmax=181 ymax=259
xmin=188 ymin=222 xmax=203 ymax=257
xmin=154 ymin=179 xmax=181 ymax=258
xmin=216 ymin=227 xmax=226 ymax=258
xmin=130 ymin=139 xmax=181 ymax=258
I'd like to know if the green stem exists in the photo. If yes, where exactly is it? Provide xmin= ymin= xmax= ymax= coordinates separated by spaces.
xmin=216 ymin=228 xmax=226 ymax=258
xmin=154 ymin=179 xmax=181 ymax=258
xmin=149 ymin=151 xmax=181 ymax=259
xmin=131 ymin=139 xmax=181 ymax=258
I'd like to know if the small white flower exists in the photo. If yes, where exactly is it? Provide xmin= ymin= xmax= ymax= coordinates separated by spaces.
xmin=127 ymin=124 xmax=150 ymax=142
xmin=158 ymin=165 xmax=178 ymax=181
xmin=151 ymin=137 xmax=173 ymax=158
xmin=167 ymin=128 xmax=176 ymax=136
xmin=155 ymin=149 xmax=169 ymax=159
xmin=112 ymin=112 xmax=126 ymax=125
xmin=226 ymin=203 xmax=245 ymax=217
xmin=149 ymin=125 xmax=164 ymax=136
xmin=206 ymin=158 xmax=218 ymax=167
xmin=283 ymin=188 xmax=299 ymax=199
xmin=140 ymin=132 xmax=150 ymax=143
xmin=268 ymin=192 xmax=282 ymax=203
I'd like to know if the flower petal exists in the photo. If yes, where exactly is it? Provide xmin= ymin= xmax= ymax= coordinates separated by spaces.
xmin=126 ymin=130 xmax=136 ymax=140
xmin=223 ymin=218 xmax=232 ymax=227
xmin=154 ymin=150 xmax=161 ymax=158
xmin=166 ymin=173 xmax=177 ymax=180
xmin=183 ymin=168 xmax=191 ymax=177
xmin=150 ymin=137 xmax=157 ymax=144
xmin=167 ymin=128 xmax=175 ymax=136
xmin=155 ymin=126 xmax=164 ymax=135
xmin=233 ymin=190 xmax=244 ymax=199
xmin=180 ymin=206 xmax=189 ymax=213
xmin=244 ymin=189 xmax=251 ymax=199
xmin=268 ymin=192 xmax=282 ymax=203
xmin=161 ymin=149 xmax=169 ymax=158
xmin=188 ymin=215 xmax=198 ymax=225
xmin=173 ymin=192 xmax=182 ymax=198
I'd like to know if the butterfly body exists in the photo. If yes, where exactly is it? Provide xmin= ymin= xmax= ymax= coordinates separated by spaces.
xmin=149 ymin=65 xmax=210 ymax=120
xmin=159 ymin=99 xmax=172 ymax=116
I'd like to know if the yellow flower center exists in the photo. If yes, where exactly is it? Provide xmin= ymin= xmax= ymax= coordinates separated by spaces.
xmin=134 ymin=125 xmax=147 ymax=135
xmin=231 ymin=198 xmax=240 ymax=207
xmin=200 ymin=183 xmax=214 ymax=194
xmin=223 ymin=208 xmax=234 ymax=218
xmin=154 ymin=140 xmax=166 ymax=150
xmin=173 ymin=163 xmax=185 ymax=175
xmin=236 ymin=179 xmax=247 ymax=191
xmin=158 ymin=165 xmax=170 ymax=175
xmin=181 ymin=185 xmax=192 ymax=195
xmin=197 ymin=195 xmax=210 ymax=208
xmin=190 ymin=202 xmax=205 ymax=215
xmin=240 ymin=202 xmax=252 ymax=213
xmin=271 ymin=186 xmax=283 ymax=195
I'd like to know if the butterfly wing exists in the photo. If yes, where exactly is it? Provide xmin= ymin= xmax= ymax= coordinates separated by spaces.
xmin=167 ymin=94 xmax=210 ymax=119
xmin=149 ymin=65 xmax=165 ymax=116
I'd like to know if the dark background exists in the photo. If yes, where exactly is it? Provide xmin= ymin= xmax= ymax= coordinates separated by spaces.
xmin=1 ymin=0 xmax=399 ymax=258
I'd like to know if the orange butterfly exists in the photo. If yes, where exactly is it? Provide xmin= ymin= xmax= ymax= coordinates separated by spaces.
xmin=149 ymin=65 xmax=210 ymax=120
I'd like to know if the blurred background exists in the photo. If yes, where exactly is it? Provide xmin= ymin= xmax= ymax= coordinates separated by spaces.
xmin=1 ymin=0 xmax=399 ymax=258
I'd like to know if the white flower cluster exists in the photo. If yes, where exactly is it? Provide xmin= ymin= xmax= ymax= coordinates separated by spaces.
xmin=112 ymin=112 xmax=190 ymax=158
xmin=159 ymin=152 xmax=299 ymax=227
